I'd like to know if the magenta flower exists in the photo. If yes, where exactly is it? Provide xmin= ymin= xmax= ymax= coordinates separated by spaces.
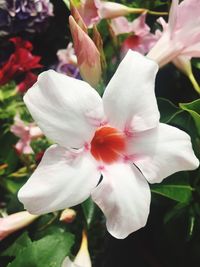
xmin=18 ymin=51 xmax=198 ymax=239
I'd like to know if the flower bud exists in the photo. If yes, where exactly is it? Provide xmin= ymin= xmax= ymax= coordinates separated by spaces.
xmin=69 ymin=15 xmax=102 ymax=88
xmin=0 ymin=211 xmax=39 ymax=240
xmin=59 ymin=208 xmax=76 ymax=223
xmin=97 ymin=1 xmax=146 ymax=19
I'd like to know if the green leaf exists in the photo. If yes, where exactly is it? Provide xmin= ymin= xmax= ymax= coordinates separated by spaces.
xmin=151 ymin=184 xmax=193 ymax=203
xmin=164 ymin=202 xmax=189 ymax=224
xmin=157 ymin=98 xmax=183 ymax=123
xmin=180 ymin=99 xmax=200 ymax=136
xmin=7 ymin=232 xmax=74 ymax=267
xmin=82 ymin=197 xmax=96 ymax=228
xmin=0 ymin=82 xmax=16 ymax=101
xmin=2 ymin=232 xmax=32 ymax=257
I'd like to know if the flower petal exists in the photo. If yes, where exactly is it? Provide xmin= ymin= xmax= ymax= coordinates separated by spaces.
xmin=18 ymin=145 xmax=100 ymax=214
xmin=91 ymin=163 xmax=151 ymax=239
xmin=128 ymin=123 xmax=199 ymax=183
xmin=103 ymin=50 xmax=160 ymax=133
xmin=62 ymin=257 xmax=79 ymax=267
xmin=24 ymin=70 xmax=105 ymax=149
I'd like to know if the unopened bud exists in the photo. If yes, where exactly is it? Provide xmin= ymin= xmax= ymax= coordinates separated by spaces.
xmin=98 ymin=2 xmax=146 ymax=19
xmin=59 ymin=208 xmax=76 ymax=223
xmin=69 ymin=15 xmax=102 ymax=88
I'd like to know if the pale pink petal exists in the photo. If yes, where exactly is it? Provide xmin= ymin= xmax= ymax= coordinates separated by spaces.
xmin=103 ymin=50 xmax=160 ymax=133
xmin=148 ymin=0 xmax=200 ymax=65
xmin=15 ymin=140 xmax=33 ymax=155
xmin=168 ymin=0 xmax=178 ymax=33
xmin=130 ymin=13 xmax=150 ymax=36
xmin=10 ymin=116 xmax=29 ymax=139
xmin=176 ymin=0 xmax=200 ymax=31
xmin=110 ymin=17 xmax=131 ymax=35
xmin=111 ymin=14 xmax=150 ymax=37
xmin=128 ymin=123 xmax=199 ymax=184
xmin=24 ymin=70 xmax=105 ymax=149
xmin=92 ymin=163 xmax=151 ymax=239
xmin=78 ymin=0 xmax=100 ymax=28
xmin=18 ymin=145 xmax=100 ymax=214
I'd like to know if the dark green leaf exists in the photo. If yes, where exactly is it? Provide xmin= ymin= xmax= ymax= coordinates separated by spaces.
xmin=180 ymin=99 xmax=200 ymax=136
xmin=2 ymin=232 xmax=31 ymax=257
xmin=157 ymin=98 xmax=183 ymax=123
xmin=7 ymin=232 xmax=74 ymax=267
xmin=151 ymin=184 xmax=193 ymax=203
xmin=82 ymin=197 xmax=96 ymax=228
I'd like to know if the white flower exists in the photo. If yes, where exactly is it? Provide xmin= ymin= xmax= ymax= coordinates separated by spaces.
xmin=18 ymin=51 xmax=199 ymax=239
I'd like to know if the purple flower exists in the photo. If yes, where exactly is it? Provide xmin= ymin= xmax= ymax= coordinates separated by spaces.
xmin=0 ymin=0 xmax=54 ymax=35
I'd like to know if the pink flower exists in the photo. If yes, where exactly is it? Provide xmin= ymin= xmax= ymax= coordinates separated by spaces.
xmin=147 ymin=0 xmax=200 ymax=67
xmin=0 ymin=211 xmax=39 ymax=240
xmin=76 ymin=0 xmax=146 ymax=28
xmin=11 ymin=115 xmax=43 ymax=155
xmin=111 ymin=14 xmax=158 ymax=56
xmin=69 ymin=15 xmax=101 ymax=87
xmin=18 ymin=51 xmax=198 ymax=239
xmin=62 ymin=231 xmax=91 ymax=267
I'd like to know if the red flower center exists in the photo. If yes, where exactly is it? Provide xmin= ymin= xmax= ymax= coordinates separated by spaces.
xmin=90 ymin=126 xmax=126 ymax=164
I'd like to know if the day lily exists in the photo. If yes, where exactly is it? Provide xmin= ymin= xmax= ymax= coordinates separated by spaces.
xmin=11 ymin=115 xmax=43 ymax=155
xmin=18 ymin=51 xmax=198 ymax=239
xmin=147 ymin=0 xmax=200 ymax=67
xmin=0 ymin=211 xmax=39 ymax=240
xmin=62 ymin=230 xmax=91 ymax=267
xmin=69 ymin=15 xmax=101 ymax=87
xmin=110 ymin=14 xmax=158 ymax=56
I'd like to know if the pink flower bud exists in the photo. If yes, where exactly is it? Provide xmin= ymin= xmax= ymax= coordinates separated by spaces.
xmin=97 ymin=1 xmax=146 ymax=19
xmin=0 ymin=211 xmax=39 ymax=240
xmin=69 ymin=15 xmax=102 ymax=87
xmin=59 ymin=208 xmax=76 ymax=223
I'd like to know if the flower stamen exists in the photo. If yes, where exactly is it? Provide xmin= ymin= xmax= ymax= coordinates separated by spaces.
xmin=90 ymin=126 xmax=126 ymax=164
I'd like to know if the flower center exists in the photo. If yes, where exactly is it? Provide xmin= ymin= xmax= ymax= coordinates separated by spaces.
xmin=90 ymin=126 xmax=126 ymax=164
